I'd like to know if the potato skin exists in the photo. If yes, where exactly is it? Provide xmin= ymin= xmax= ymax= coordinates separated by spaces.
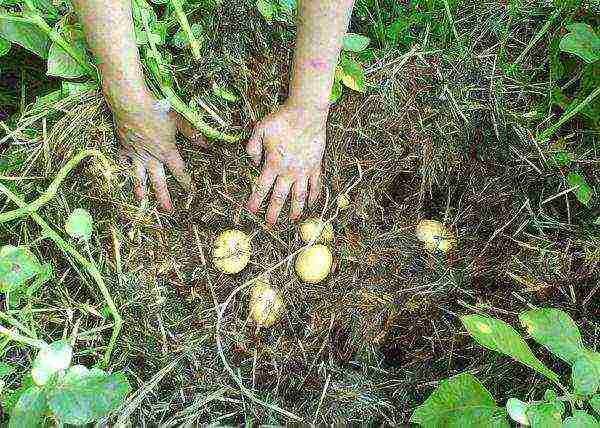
xmin=212 ymin=229 xmax=251 ymax=274
xmin=295 ymin=245 xmax=333 ymax=284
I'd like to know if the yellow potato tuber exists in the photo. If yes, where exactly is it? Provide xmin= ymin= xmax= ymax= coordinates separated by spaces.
xmin=249 ymin=279 xmax=285 ymax=328
xmin=415 ymin=219 xmax=456 ymax=253
xmin=299 ymin=218 xmax=334 ymax=244
xmin=212 ymin=229 xmax=251 ymax=274
xmin=295 ymin=245 xmax=333 ymax=284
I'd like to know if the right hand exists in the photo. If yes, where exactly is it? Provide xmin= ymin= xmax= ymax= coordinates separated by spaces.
xmin=114 ymin=94 xmax=204 ymax=211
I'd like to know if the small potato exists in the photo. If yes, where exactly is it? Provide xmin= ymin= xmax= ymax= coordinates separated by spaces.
xmin=415 ymin=219 xmax=456 ymax=253
xmin=299 ymin=218 xmax=334 ymax=244
xmin=212 ymin=229 xmax=251 ymax=274
xmin=249 ymin=279 xmax=285 ymax=328
xmin=295 ymin=245 xmax=333 ymax=284
xmin=337 ymin=194 xmax=350 ymax=210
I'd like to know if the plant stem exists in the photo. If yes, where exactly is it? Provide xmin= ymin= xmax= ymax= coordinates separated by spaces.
xmin=0 ymin=324 xmax=47 ymax=349
xmin=0 ymin=149 xmax=111 ymax=223
xmin=0 ymin=184 xmax=122 ymax=366
xmin=170 ymin=0 xmax=201 ymax=60
xmin=135 ymin=2 xmax=239 ymax=142
xmin=537 ymin=85 xmax=600 ymax=143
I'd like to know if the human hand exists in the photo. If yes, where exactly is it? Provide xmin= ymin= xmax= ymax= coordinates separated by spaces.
xmin=246 ymin=103 xmax=327 ymax=224
xmin=114 ymin=92 xmax=204 ymax=210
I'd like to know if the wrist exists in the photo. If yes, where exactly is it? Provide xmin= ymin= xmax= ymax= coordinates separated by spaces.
xmin=284 ymin=98 xmax=330 ymax=125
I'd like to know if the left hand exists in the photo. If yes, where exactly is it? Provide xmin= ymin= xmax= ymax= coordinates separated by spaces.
xmin=246 ymin=103 xmax=328 ymax=224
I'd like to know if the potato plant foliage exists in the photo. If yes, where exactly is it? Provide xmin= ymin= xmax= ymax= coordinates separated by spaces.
xmin=411 ymin=308 xmax=600 ymax=427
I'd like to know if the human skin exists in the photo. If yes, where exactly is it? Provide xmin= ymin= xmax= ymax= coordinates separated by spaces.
xmin=73 ymin=0 xmax=354 ymax=222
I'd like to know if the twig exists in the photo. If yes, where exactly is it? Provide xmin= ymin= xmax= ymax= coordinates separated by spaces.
xmin=0 ymin=324 xmax=47 ymax=349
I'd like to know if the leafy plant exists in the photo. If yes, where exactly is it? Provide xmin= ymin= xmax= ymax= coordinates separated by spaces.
xmin=330 ymin=33 xmax=370 ymax=103
xmin=3 ymin=340 xmax=131 ymax=426
xmin=411 ymin=308 xmax=600 ymax=427
xmin=0 ymin=245 xmax=52 ymax=305
xmin=256 ymin=0 xmax=296 ymax=22
xmin=0 ymin=0 xmax=237 ymax=141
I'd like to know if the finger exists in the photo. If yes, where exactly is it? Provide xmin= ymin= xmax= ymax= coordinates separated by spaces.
xmin=308 ymin=170 xmax=322 ymax=207
xmin=247 ymin=169 xmax=276 ymax=214
xmin=174 ymin=113 xmax=207 ymax=148
xmin=132 ymin=157 xmax=148 ymax=202
xmin=162 ymin=149 xmax=194 ymax=192
xmin=146 ymin=158 xmax=173 ymax=211
xmin=290 ymin=177 xmax=308 ymax=220
xmin=266 ymin=177 xmax=292 ymax=225
xmin=246 ymin=124 xmax=264 ymax=166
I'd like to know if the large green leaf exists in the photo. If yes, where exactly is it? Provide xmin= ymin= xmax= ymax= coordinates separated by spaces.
xmin=519 ymin=308 xmax=585 ymax=364
xmin=0 ymin=245 xmax=43 ymax=293
xmin=342 ymin=33 xmax=371 ymax=52
xmin=31 ymin=340 xmax=73 ymax=386
xmin=410 ymin=372 xmax=509 ymax=427
xmin=0 ymin=362 xmax=14 ymax=378
xmin=46 ymin=365 xmax=131 ymax=425
xmin=0 ymin=16 xmax=49 ymax=58
xmin=461 ymin=315 xmax=560 ymax=384
xmin=257 ymin=0 xmax=274 ymax=20
xmin=46 ymin=24 xmax=89 ymax=78
xmin=572 ymin=352 xmax=600 ymax=396
xmin=9 ymin=386 xmax=47 ymax=428
xmin=526 ymin=402 xmax=562 ymax=428
xmin=560 ymin=23 xmax=600 ymax=64
xmin=562 ymin=411 xmax=599 ymax=428
xmin=339 ymin=53 xmax=366 ymax=93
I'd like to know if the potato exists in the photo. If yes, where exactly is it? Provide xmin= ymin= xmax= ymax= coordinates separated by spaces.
xmin=299 ymin=218 xmax=334 ymax=244
xmin=295 ymin=245 xmax=333 ymax=284
xmin=415 ymin=219 xmax=456 ymax=253
xmin=249 ymin=279 xmax=285 ymax=328
xmin=212 ymin=229 xmax=251 ymax=274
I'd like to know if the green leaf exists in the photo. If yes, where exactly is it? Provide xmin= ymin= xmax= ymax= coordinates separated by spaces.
xmin=0 ymin=362 xmax=14 ymax=378
xmin=562 ymin=411 xmax=599 ymax=428
xmin=461 ymin=315 xmax=560 ymax=384
xmin=527 ymin=402 xmax=562 ymax=428
xmin=590 ymin=394 xmax=600 ymax=415
xmin=572 ymin=352 xmax=600 ymax=396
xmin=559 ymin=23 xmax=600 ymax=64
xmin=410 ymin=372 xmax=509 ymax=427
xmin=519 ymin=308 xmax=585 ymax=364
xmin=550 ymin=151 xmax=572 ymax=168
xmin=62 ymin=80 xmax=98 ymax=96
xmin=0 ymin=16 xmax=49 ymax=58
xmin=342 ymin=33 xmax=371 ymax=52
xmin=212 ymin=82 xmax=238 ymax=102
xmin=0 ymin=35 xmax=9 ymax=56
xmin=330 ymin=76 xmax=343 ymax=103
xmin=506 ymin=398 xmax=531 ymax=426
xmin=9 ymin=386 xmax=47 ymax=428
xmin=64 ymin=208 xmax=93 ymax=240
xmin=0 ymin=245 xmax=43 ymax=293
xmin=31 ymin=340 xmax=73 ymax=386
xmin=594 ymin=217 xmax=600 ymax=226
xmin=339 ymin=54 xmax=366 ymax=93
xmin=46 ymin=25 xmax=89 ymax=79
xmin=567 ymin=171 xmax=593 ymax=207
xmin=46 ymin=365 xmax=131 ymax=425
xmin=257 ymin=0 xmax=274 ymax=20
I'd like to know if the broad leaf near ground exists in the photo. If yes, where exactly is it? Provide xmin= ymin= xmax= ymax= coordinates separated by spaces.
xmin=257 ymin=0 xmax=274 ymax=20
xmin=461 ymin=315 xmax=560 ymax=384
xmin=567 ymin=171 xmax=593 ymax=207
xmin=0 ymin=245 xmax=44 ymax=293
xmin=31 ymin=340 xmax=73 ymax=386
xmin=0 ymin=362 xmax=14 ymax=378
xmin=64 ymin=208 xmax=93 ymax=240
xmin=526 ymin=402 xmax=563 ymax=428
xmin=0 ymin=35 xmax=9 ymax=56
xmin=46 ymin=365 xmax=131 ymax=425
xmin=560 ymin=23 xmax=600 ymax=64
xmin=342 ymin=33 xmax=371 ymax=52
xmin=8 ymin=386 xmax=47 ymax=428
xmin=506 ymin=398 xmax=531 ymax=426
xmin=572 ymin=352 xmax=600 ymax=396
xmin=46 ymin=24 xmax=89 ymax=79
xmin=0 ymin=15 xmax=49 ymax=58
xmin=562 ymin=410 xmax=599 ymax=428
xmin=339 ymin=54 xmax=366 ymax=93
xmin=410 ymin=372 xmax=509 ymax=427
xmin=519 ymin=308 xmax=585 ymax=364
xmin=330 ymin=70 xmax=343 ymax=103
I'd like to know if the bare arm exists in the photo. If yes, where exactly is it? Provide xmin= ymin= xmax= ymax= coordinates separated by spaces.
xmin=73 ymin=0 xmax=198 ymax=210
xmin=246 ymin=0 xmax=355 ymax=224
